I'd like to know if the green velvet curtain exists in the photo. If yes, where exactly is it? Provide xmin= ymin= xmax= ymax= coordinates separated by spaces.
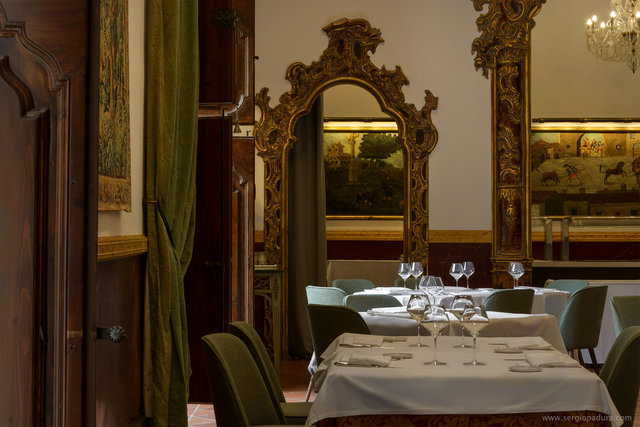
xmin=143 ymin=0 xmax=198 ymax=425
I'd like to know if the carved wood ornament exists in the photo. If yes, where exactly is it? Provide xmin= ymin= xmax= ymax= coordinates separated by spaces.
xmin=255 ymin=18 xmax=438 ymax=269
xmin=471 ymin=0 xmax=546 ymax=287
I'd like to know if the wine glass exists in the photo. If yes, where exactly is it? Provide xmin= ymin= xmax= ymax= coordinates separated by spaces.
xmin=423 ymin=304 xmax=450 ymax=365
xmin=449 ymin=263 xmax=463 ymax=288
xmin=397 ymin=263 xmax=411 ymax=289
xmin=462 ymin=262 xmax=475 ymax=289
xmin=433 ymin=277 xmax=445 ymax=295
xmin=449 ymin=295 xmax=474 ymax=348
xmin=406 ymin=294 xmax=429 ymax=347
xmin=461 ymin=305 xmax=489 ymax=366
xmin=409 ymin=261 xmax=424 ymax=285
xmin=418 ymin=275 xmax=433 ymax=295
xmin=507 ymin=262 xmax=525 ymax=288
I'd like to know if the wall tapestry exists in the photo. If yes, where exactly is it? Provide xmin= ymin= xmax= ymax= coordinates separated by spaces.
xmin=324 ymin=121 xmax=402 ymax=218
xmin=531 ymin=124 xmax=640 ymax=217
xmin=98 ymin=0 xmax=131 ymax=211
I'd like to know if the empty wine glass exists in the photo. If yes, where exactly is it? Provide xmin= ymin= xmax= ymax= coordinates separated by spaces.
xmin=418 ymin=275 xmax=433 ymax=296
xmin=434 ymin=277 xmax=445 ymax=295
xmin=449 ymin=263 xmax=463 ymax=288
xmin=507 ymin=262 xmax=525 ymax=288
xmin=462 ymin=262 xmax=475 ymax=289
xmin=461 ymin=305 xmax=489 ymax=366
xmin=428 ymin=276 xmax=445 ymax=298
xmin=449 ymin=295 xmax=474 ymax=348
xmin=406 ymin=294 xmax=429 ymax=347
xmin=423 ymin=305 xmax=450 ymax=366
xmin=409 ymin=262 xmax=424 ymax=287
xmin=397 ymin=263 xmax=411 ymax=289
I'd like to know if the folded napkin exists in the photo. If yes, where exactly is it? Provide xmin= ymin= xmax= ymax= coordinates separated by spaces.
xmin=505 ymin=337 xmax=550 ymax=349
xmin=524 ymin=351 xmax=581 ymax=367
xmin=341 ymin=353 xmax=392 ymax=367
xmin=340 ymin=335 xmax=385 ymax=347
xmin=368 ymin=307 xmax=409 ymax=317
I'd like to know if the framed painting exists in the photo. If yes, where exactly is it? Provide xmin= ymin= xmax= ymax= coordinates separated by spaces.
xmin=530 ymin=121 xmax=640 ymax=217
xmin=98 ymin=0 xmax=131 ymax=211
xmin=323 ymin=120 xmax=402 ymax=218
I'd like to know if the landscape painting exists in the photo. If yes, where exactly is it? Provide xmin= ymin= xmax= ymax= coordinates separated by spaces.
xmin=324 ymin=127 xmax=403 ymax=217
xmin=531 ymin=126 xmax=640 ymax=217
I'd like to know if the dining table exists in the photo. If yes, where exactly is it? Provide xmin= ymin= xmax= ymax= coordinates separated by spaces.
xmin=306 ymin=333 xmax=622 ymax=427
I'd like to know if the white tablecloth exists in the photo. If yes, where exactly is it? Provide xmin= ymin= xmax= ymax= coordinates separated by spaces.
xmin=306 ymin=333 xmax=621 ymax=427
xmin=362 ymin=310 xmax=566 ymax=352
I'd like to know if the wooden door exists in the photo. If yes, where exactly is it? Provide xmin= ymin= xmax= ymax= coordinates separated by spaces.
xmin=0 ymin=1 xmax=93 ymax=425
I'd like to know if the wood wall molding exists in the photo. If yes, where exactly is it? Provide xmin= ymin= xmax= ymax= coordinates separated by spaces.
xmin=255 ymin=229 xmax=492 ymax=243
xmin=531 ymin=231 xmax=640 ymax=242
xmin=97 ymin=235 xmax=148 ymax=261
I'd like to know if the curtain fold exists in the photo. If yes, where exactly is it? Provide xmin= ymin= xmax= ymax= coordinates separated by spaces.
xmin=143 ymin=0 xmax=198 ymax=425
xmin=288 ymin=97 xmax=327 ymax=357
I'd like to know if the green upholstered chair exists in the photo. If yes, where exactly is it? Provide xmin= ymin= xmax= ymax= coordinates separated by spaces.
xmin=546 ymin=279 xmax=589 ymax=295
xmin=331 ymin=278 xmax=375 ymax=295
xmin=393 ymin=277 xmax=418 ymax=289
xmin=557 ymin=285 xmax=608 ymax=373
xmin=229 ymin=321 xmax=311 ymax=424
xmin=483 ymin=288 xmax=535 ymax=314
xmin=201 ymin=333 xmax=301 ymax=426
xmin=610 ymin=295 xmax=640 ymax=336
xmin=344 ymin=294 xmax=403 ymax=312
xmin=599 ymin=326 xmax=640 ymax=427
xmin=305 ymin=285 xmax=347 ymax=305
xmin=305 ymin=304 xmax=371 ymax=400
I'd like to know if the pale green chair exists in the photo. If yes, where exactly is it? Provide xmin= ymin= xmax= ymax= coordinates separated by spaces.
xmin=483 ymin=288 xmax=535 ymax=314
xmin=201 ymin=333 xmax=303 ymax=426
xmin=229 ymin=321 xmax=311 ymax=424
xmin=558 ymin=285 xmax=608 ymax=373
xmin=305 ymin=285 xmax=347 ymax=305
xmin=599 ymin=326 xmax=640 ymax=427
xmin=610 ymin=295 xmax=640 ymax=336
xmin=344 ymin=294 xmax=403 ymax=312
xmin=331 ymin=278 xmax=375 ymax=295
xmin=393 ymin=277 xmax=418 ymax=289
xmin=546 ymin=279 xmax=588 ymax=295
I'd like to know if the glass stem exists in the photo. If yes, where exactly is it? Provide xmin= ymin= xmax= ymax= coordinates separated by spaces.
xmin=472 ymin=335 xmax=477 ymax=363
xmin=417 ymin=321 xmax=421 ymax=346
xmin=460 ymin=326 xmax=465 ymax=345
xmin=455 ymin=278 xmax=459 ymax=288
xmin=514 ymin=277 xmax=517 ymax=289
xmin=433 ymin=335 xmax=438 ymax=363
xmin=404 ymin=278 xmax=407 ymax=289
xmin=466 ymin=276 xmax=470 ymax=289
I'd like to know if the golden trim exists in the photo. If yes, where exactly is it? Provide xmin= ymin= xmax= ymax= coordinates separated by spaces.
xmin=326 ymin=215 xmax=402 ymax=220
xmin=532 ymin=121 xmax=640 ymax=132
xmin=98 ymin=234 xmax=148 ymax=261
xmin=532 ymin=231 xmax=640 ymax=242
xmin=255 ymin=229 xmax=493 ymax=243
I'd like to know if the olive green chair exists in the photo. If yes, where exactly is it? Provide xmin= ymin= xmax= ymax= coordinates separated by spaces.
xmin=610 ymin=295 xmax=640 ymax=336
xmin=393 ymin=277 xmax=418 ymax=289
xmin=229 ymin=321 xmax=311 ymax=424
xmin=545 ymin=279 xmax=589 ymax=295
xmin=483 ymin=288 xmax=535 ymax=314
xmin=557 ymin=285 xmax=608 ymax=373
xmin=599 ymin=326 xmax=640 ymax=427
xmin=305 ymin=304 xmax=371 ymax=400
xmin=305 ymin=285 xmax=347 ymax=305
xmin=344 ymin=294 xmax=403 ymax=312
xmin=331 ymin=278 xmax=375 ymax=295
xmin=201 ymin=333 xmax=303 ymax=426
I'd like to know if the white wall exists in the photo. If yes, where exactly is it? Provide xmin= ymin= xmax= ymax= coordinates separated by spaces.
xmin=255 ymin=0 xmax=492 ymax=231
xmin=98 ymin=0 xmax=145 ymax=237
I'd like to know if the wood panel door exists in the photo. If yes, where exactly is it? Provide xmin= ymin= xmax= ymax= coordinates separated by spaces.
xmin=0 ymin=1 xmax=93 ymax=425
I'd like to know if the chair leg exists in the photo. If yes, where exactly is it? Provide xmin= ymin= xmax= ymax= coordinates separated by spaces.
xmin=588 ymin=348 xmax=599 ymax=374
xmin=577 ymin=349 xmax=584 ymax=366
xmin=305 ymin=377 xmax=314 ymax=402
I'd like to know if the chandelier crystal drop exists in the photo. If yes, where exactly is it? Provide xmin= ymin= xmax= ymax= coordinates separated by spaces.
xmin=586 ymin=0 xmax=640 ymax=73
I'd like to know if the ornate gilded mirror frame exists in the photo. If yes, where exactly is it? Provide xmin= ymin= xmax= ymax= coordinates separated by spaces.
xmin=471 ymin=0 xmax=546 ymax=287
xmin=255 ymin=18 xmax=439 ymax=271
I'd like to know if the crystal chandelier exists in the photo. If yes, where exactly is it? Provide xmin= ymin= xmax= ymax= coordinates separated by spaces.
xmin=586 ymin=0 xmax=640 ymax=73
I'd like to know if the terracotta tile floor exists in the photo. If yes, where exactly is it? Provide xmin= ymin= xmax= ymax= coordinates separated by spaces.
xmin=188 ymin=358 xmax=640 ymax=426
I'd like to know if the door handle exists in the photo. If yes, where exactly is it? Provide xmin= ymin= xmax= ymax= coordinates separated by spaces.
xmin=97 ymin=325 xmax=127 ymax=343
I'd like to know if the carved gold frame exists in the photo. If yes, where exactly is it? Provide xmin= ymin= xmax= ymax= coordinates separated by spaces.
xmin=255 ymin=18 xmax=438 ymax=270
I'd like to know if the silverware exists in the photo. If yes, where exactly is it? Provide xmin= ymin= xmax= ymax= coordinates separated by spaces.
xmin=339 ymin=343 xmax=394 ymax=349
xmin=334 ymin=361 xmax=395 ymax=368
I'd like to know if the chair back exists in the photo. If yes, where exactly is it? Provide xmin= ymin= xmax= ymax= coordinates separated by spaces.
xmin=393 ymin=277 xmax=418 ymax=289
xmin=201 ymin=333 xmax=285 ymax=426
xmin=610 ymin=295 xmax=640 ymax=336
xmin=558 ymin=285 xmax=608 ymax=350
xmin=229 ymin=321 xmax=284 ymax=402
xmin=483 ymin=288 xmax=535 ymax=314
xmin=344 ymin=294 xmax=403 ymax=312
xmin=305 ymin=285 xmax=347 ymax=305
xmin=599 ymin=326 xmax=640 ymax=427
xmin=331 ymin=278 xmax=375 ymax=295
xmin=546 ymin=279 xmax=588 ymax=295
xmin=306 ymin=304 xmax=370 ymax=357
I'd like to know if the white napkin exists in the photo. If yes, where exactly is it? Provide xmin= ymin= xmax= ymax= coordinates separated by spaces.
xmin=340 ymin=335 xmax=385 ymax=347
xmin=505 ymin=337 xmax=550 ymax=349
xmin=524 ymin=351 xmax=581 ymax=367
xmin=368 ymin=306 xmax=408 ymax=316
xmin=341 ymin=353 xmax=392 ymax=367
